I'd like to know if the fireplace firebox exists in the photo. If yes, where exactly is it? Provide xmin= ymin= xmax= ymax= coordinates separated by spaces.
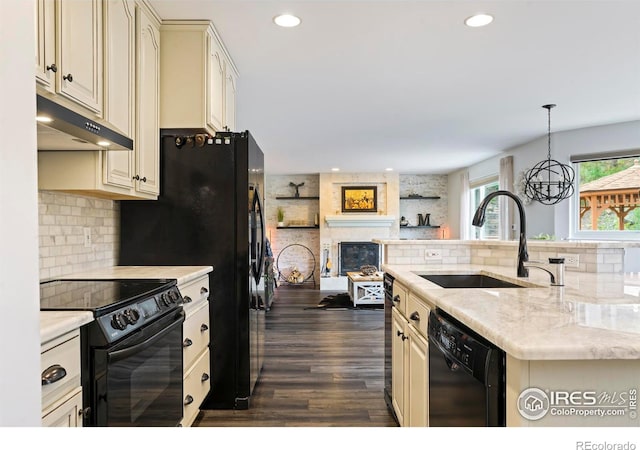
xmin=338 ymin=242 xmax=381 ymax=276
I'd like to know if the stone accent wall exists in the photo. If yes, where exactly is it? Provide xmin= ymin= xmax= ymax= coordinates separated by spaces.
xmin=39 ymin=191 xmax=119 ymax=280
xmin=399 ymin=174 xmax=449 ymax=239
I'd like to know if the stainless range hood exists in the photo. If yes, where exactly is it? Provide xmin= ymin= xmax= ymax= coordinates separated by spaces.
xmin=36 ymin=95 xmax=133 ymax=151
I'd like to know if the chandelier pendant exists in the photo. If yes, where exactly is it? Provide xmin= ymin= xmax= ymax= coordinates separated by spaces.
xmin=523 ymin=104 xmax=575 ymax=205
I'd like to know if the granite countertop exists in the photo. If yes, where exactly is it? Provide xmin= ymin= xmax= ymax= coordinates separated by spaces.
xmin=61 ymin=265 xmax=213 ymax=285
xmin=40 ymin=266 xmax=213 ymax=344
xmin=383 ymin=263 xmax=640 ymax=361
xmin=40 ymin=311 xmax=93 ymax=345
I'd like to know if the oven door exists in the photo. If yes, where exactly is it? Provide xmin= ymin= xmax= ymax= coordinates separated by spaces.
xmin=90 ymin=309 xmax=185 ymax=427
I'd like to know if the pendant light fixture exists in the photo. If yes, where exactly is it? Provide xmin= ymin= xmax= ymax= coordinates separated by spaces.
xmin=523 ymin=104 xmax=575 ymax=205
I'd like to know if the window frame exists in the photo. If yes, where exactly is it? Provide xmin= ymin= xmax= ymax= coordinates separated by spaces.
xmin=569 ymin=154 xmax=640 ymax=241
xmin=469 ymin=177 xmax=500 ymax=240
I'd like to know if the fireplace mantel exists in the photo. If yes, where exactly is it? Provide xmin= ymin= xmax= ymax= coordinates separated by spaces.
xmin=324 ymin=215 xmax=396 ymax=228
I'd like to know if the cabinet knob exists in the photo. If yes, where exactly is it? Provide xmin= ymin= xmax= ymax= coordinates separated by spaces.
xmin=140 ymin=176 xmax=147 ymax=183
xmin=46 ymin=63 xmax=57 ymax=73
xmin=132 ymin=174 xmax=139 ymax=181
xmin=184 ymin=394 xmax=194 ymax=406
xmin=200 ymin=323 xmax=209 ymax=333
xmin=392 ymin=295 xmax=400 ymax=303
xmin=200 ymin=286 xmax=209 ymax=295
xmin=63 ymin=73 xmax=73 ymax=82
xmin=410 ymin=311 xmax=420 ymax=321
xmin=396 ymin=330 xmax=408 ymax=341
xmin=183 ymin=338 xmax=193 ymax=348
xmin=201 ymin=373 xmax=210 ymax=382
xmin=183 ymin=295 xmax=192 ymax=303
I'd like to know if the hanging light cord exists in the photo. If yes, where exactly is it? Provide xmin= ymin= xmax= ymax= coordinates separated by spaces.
xmin=543 ymin=103 xmax=555 ymax=160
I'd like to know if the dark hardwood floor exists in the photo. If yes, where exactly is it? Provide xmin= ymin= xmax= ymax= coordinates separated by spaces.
xmin=193 ymin=286 xmax=397 ymax=427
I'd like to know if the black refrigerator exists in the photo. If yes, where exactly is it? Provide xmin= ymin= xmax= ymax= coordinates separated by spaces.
xmin=119 ymin=130 xmax=266 ymax=410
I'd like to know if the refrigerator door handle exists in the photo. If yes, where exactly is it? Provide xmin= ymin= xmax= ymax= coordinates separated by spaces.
xmin=251 ymin=187 xmax=266 ymax=284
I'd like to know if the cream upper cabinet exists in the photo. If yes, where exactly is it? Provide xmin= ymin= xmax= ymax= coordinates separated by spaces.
xmin=38 ymin=0 xmax=161 ymax=200
xmin=160 ymin=20 xmax=238 ymax=134
xmin=134 ymin=0 xmax=160 ymax=196
xmin=224 ymin=64 xmax=237 ymax=131
xmin=36 ymin=0 xmax=104 ymax=115
xmin=35 ymin=0 xmax=56 ymax=91
xmin=103 ymin=0 xmax=136 ymax=189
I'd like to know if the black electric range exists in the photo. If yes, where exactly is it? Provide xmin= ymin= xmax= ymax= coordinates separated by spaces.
xmin=40 ymin=278 xmax=185 ymax=426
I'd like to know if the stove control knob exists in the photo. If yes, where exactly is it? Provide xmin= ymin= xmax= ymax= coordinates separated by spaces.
xmin=169 ymin=290 xmax=180 ymax=303
xmin=124 ymin=308 xmax=140 ymax=325
xmin=160 ymin=293 xmax=172 ymax=307
xmin=111 ymin=313 xmax=127 ymax=330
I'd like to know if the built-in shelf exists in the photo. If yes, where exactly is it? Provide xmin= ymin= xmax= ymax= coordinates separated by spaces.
xmin=277 ymin=226 xmax=319 ymax=229
xmin=275 ymin=196 xmax=319 ymax=200
xmin=401 ymin=225 xmax=441 ymax=229
xmin=400 ymin=196 xmax=441 ymax=200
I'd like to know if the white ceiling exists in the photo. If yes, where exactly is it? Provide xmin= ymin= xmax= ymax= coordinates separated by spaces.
xmin=148 ymin=0 xmax=640 ymax=175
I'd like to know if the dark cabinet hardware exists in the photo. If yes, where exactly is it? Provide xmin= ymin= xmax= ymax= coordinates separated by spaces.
xmin=201 ymin=373 xmax=210 ymax=382
xmin=183 ymin=338 xmax=193 ymax=348
xmin=183 ymin=295 xmax=192 ymax=303
xmin=41 ymin=364 xmax=67 ymax=385
xmin=184 ymin=395 xmax=194 ymax=405
xmin=46 ymin=63 xmax=57 ymax=73
xmin=63 ymin=73 xmax=73 ymax=82
xmin=200 ymin=324 xmax=209 ymax=332
xmin=410 ymin=311 xmax=420 ymax=321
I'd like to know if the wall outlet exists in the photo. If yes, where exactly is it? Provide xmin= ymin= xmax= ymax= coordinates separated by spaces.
xmin=425 ymin=249 xmax=442 ymax=260
xmin=83 ymin=227 xmax=92 ymax=248
xmin=558 ymin=253 xmax=579 ymax=268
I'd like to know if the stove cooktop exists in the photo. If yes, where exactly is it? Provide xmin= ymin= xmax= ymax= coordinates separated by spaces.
xmin=40 ymin=279 xmax=177 ymax=315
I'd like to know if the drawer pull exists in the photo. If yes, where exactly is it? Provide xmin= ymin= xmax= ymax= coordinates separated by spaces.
xmin=393 ymin=295 xmax=400 ymax=303
xmin=410 ymin=311 xmax=420 ymax=321
xmin=201 ymin=373 xmax=210 ymax=382
xmin=183 ymin=296 xmax=193 ymax=303
xmin=200 ymin=287 xmax=209 ymax=295
xmin=184 ymin=394 xmax=194 ymax=406
xmin=41 ymin=364 xmax=67 ymax=385
xmin=183 ymin=338 xmax=193 ymax=348
xmin=200 ymin=324 xmax=209 ymax=333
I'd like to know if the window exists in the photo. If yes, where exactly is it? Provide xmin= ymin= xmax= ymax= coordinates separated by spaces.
xmin=570 ymin=153 xmax=640 ymax=239
xmin=469 ymin=178 xmax=500 ymax=239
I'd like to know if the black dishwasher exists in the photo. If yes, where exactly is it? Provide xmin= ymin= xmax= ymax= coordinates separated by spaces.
xmin=428 ymin=308 xmax=505 ymax=426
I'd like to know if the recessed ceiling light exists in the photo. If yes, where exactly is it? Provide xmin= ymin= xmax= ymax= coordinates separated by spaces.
xmin=273 ymin=14 xmax=301 ymax=28
xmin=385 ymin=168 xmax=393 ymax=172
xmin=464 ymin=13 xmax=494 ymax=28
xmin=331 ymin=168 xmax=340 ymax=172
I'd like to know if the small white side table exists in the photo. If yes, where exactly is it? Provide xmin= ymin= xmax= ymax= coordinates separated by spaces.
xmin=347 ymin=271 xmax=384 ymax=307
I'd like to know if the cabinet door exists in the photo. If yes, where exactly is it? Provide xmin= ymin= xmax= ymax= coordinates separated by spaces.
xmin=135 ymin=3 xmax=160 ymax=195
xmin=42 ymin=388 xmax=83 ymax=427
xmin=391 ymin=307 xmax=406 ymax=426
xmin=57 ymin=0 xmax=103 ymax=114
xmin=224 ymin=64 xmax=237 ymax=131
xmin=406 ymin=325 xmax=429 ymax=427
xmin=35 ymin=0 xmax=56 ymax=91
xmin=103 ymin=0 xmax=135 ymax=189
xmin=208 ymin=36 xmax=225 ymax=132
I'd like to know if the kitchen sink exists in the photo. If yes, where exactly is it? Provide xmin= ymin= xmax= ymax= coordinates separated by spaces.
xmin=418 ymin=274 xmax=524 ymax=289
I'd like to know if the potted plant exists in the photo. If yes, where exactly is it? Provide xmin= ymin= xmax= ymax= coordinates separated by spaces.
xmin=277 ymin=207 xmax=285 ymax=227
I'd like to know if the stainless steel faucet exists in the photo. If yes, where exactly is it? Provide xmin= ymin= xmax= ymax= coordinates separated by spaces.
xmin=472 ymin=190 xmax=529 ymax=278
xmin=523 ymin=258 xmax=565 ymax=286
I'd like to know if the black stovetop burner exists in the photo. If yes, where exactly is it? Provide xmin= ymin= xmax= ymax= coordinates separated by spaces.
xmin=40 ymin=278 xmax=177 ymax=316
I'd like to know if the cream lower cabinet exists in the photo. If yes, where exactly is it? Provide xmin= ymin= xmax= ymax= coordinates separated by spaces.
xmin=179 ymin=275 xmax=211 ymax=427
xmin=41 ymin=330 xmax=83 ymax=427
xmin=391 ymin=291 xmax=430 ymax=427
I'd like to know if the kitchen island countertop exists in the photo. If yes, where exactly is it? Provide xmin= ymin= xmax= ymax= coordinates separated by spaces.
xmin=383 ymin=263 xmax=640 ymax=360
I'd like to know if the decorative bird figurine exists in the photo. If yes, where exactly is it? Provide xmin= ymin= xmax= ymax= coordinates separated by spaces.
xmin=289 ymin=181 xmax=305 ymax=197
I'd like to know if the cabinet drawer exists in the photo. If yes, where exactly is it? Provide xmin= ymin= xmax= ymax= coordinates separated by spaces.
xmin=179 ymin=275 xmax=210 ymax=312
xmin=181 ymin=350 xmax=211 ymax=427
xmin=407 ymin=294 xmax=430 ymax=338
xmin=392 ymin=281 xmax=409 ymax=315
xmin=41 ymin=332 xmax=81 ymax=411
xmin=183 ymin=301 xmax=210 ymax=371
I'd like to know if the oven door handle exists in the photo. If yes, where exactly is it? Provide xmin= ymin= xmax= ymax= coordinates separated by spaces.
xmin=107 ymin=312 xmax=185 ymax=364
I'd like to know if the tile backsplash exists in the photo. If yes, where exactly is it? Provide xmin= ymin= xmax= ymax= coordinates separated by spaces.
xmin=39 ymin=191 xmax=119 ymax=280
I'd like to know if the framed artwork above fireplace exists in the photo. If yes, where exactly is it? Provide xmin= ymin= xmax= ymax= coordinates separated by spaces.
xmin=341 ymin=186 xmax=377 ymax=213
